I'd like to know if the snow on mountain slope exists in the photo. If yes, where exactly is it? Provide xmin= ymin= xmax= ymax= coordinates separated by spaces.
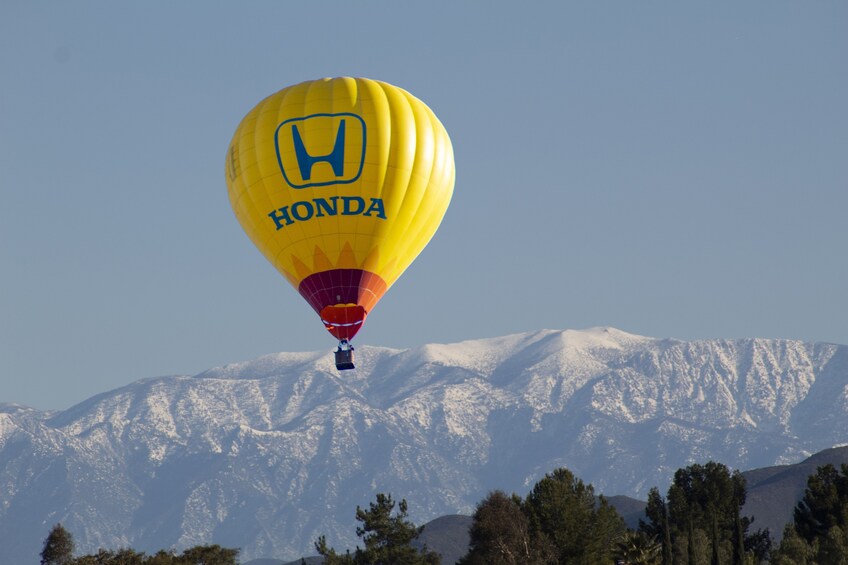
xmin=0 ymin=328 xmax=845 ymax=563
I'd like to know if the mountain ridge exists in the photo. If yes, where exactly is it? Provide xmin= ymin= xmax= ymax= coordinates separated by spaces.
xmin=1 ymin=327 xmax=845 ymax=563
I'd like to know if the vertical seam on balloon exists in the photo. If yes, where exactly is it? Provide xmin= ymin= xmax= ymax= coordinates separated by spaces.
xmin=386 ymin=102 xmax=454 ymax=285
xmin=324 ymin=77 xmax=344 ymax=274
xmin=232 ymin=101 xmax=267 ymax=235
xmin=386 ymin=91 xmax=437 ymax=281
xmin=250 ymin=94 xmax=289 ymax=276
xmin=380 ymin=84 xmax=420 ymax=285
xmin=346 ymin=77 xmax=364 ymax=273
xmin=298 ymin=79 xmax=327 ymax=274
xmin=357 ymin=79 xmax=391 ymax=276
xmin=269 ymin=82 xmax=314 ymax=282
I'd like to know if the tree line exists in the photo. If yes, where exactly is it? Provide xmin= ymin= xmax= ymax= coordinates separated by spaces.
xmin=314 ymin=461 xmax=848 ymax=564
xmin=39 ymin=527 xmax=239 ymax=565
xmin=40 ymin=462 xmax=848 ymax=564
xmin=458 ymin=462 xmax=848 ymax=564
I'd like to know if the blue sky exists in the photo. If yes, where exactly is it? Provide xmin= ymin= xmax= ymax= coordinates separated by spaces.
xmin=2 ymin=1 xmax=846 ymax=410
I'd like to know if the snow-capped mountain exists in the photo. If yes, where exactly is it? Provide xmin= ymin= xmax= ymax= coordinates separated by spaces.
xmin=1 ymin=328 xmax=846 ymax=563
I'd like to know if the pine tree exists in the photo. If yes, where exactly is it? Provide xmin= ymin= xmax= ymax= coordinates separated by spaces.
xmin=793 ymin=463 xmax=848 ymax=543
xmin=314 ymin=535 xmax=354 ymax=565
xmin=667 ymin=461 xmax=751 ymax=564
xmin=640 ymin=487 xmax=673 ymax=565
xmin=354 ymin=494 xmax=439 ymax=564
xmin=772 ymin=463 xmax=848 ymax=564
xmin=523 ymin=467 xmax=625 ymax=565
xmin=315 ymin=493 xmax=439 ymax=565
xmin=40 ymin=524 xmax=75 ymax=565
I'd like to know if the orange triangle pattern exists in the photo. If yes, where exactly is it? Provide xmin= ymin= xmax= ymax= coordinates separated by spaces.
xmin=288 ymin=241 xmax=392 ymax=284
xmin=312 ymin=246 xmax=333 ymax=272
xmin=336 ymin=242 xmax=358 ymax=269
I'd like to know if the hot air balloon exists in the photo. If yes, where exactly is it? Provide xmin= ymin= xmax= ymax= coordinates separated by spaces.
xmin=226 ymin=77 xmax=455 ymax=370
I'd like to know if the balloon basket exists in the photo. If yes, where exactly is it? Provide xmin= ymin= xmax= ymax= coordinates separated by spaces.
xmin=334 ymin=341 xmax=355 ymax=371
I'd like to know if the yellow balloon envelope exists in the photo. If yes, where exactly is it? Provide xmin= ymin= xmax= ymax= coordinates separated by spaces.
xmin=226 ymin=77 xmax=455 ymax=342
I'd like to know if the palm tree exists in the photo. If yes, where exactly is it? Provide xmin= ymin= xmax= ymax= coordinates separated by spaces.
xmin=615 ymin=531 xmax=662 ymax=565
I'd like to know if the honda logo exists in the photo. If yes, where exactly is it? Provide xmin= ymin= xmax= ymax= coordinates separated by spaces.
xmin=275 ymin=113 xmax=366 ymax=189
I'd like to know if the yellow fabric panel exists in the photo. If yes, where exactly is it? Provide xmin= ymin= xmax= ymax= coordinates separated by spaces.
xmin=226 ymin=77 xmax=454 ymax=294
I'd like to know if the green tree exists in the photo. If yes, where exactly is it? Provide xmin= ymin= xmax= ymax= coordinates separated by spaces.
xmin=793 ymin=463 xmax=848 ymax=543
xmin=178 ymin=544 xmax=239 ymax=565
xmin=772 ymin=464 xmax=848 ymax=564
xmin=70 ymin=548 xmax=115 ymax=564
xmin=67 ymin=543 xmax=242 ymax=564
xmin=103 ymin=548 xmax=146 ymax=565
xmin=316 ymin=493 xmax=439 ymax=565
xmin=523 ymin=467 xmax=625 ymax=565
xmin=666 ymin=461 xmax=751 ymax=565
xmin=41 ymin=524 xmax=75 ymax=565
xmin=314 ymin=536 xmax=354 ymax=565
xmin=816 ymin=525 xmax=848 ymax=565
xmin=743 ymin=526 xmax=771 ymax=564
xmin=770 ymin=525 xmax=813 ymax=565
xmin=144 ymin=550 xmax=178 ymax=565
xmin=640 ymin=487 xmax=673 ymax=565
xmin=459 ymin=490 xmax=554 ymax=565
xmin=614 ymin=530 xmax=661 ymax=565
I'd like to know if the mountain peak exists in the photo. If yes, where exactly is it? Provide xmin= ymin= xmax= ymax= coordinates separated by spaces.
xmin=0 ymin=328 xmax=845 ymax=563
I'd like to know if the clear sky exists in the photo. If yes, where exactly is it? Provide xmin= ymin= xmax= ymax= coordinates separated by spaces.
xmin=2 ymin=2 xmax=846 ymax=410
